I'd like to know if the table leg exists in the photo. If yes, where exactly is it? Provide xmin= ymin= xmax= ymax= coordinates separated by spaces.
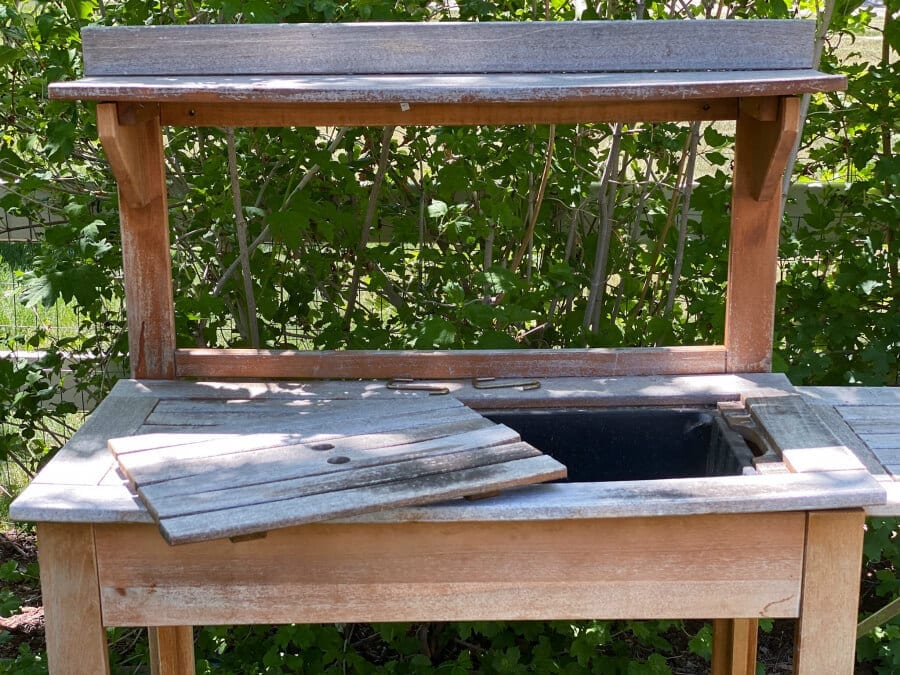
xmin=711 ymin=618 xmax=758 ymax=675
xmin=37 ymin=523 xmax=110 ymax=674
xmin=794 ymin=509 xmax=865 ymax=674
xmin=149 ymin=626 xmax=196 ymax=675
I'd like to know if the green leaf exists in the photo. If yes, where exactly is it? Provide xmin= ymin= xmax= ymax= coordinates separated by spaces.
xmin=0 ymin=45 xmax=22 ymax=68
xmin=427 ymin=199 xmax=449 ymax=219
xmin=413 ymin=317 xmax=457 ymax=348
xmin=268 ymin=209 xmax=308 ymax=250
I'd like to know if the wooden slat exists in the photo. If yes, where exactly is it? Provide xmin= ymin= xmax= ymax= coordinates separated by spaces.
xmin=109 ymin=372 xmax=795 ymax=403
xmin=26 ymin=394 xmax=156 ymax=486
xmin=746 ymin=394 xmax=865 ymax=472
xmin=128 ymin=424 xmax=518 ymax=498
xmin=11 ymin=484 xmax=154 ymax=524
xmin=95 ymin=513 xmax=805 ymax=624
xmin=112 ymin=415 xmax=490 ymax=458
xmin=158 ymin=99 xmax=739 ymax=127
xmin=38 ymin=523 xmax=110 ymax=674
xmin=835 ymin=405 xmax=900 ymax=421
xmin=797 ymin=386 xmax=900 ymax=406
xmin=80 ymin=21 xmax=817 ymax=77
xmin=793 ymin=510 xmax=865 ymax=675
xmin=859 ymin=433 xmax=900 ymax=450
xmin=144 ymin=393 xmax=463 ymax=423
xmin=174 ymin=345 xmax=728 ymax=379
xmin=802 ymin=399 xmax=887 ymax=475
xmin=846 ymin=419 xmax=900 ymax=433
xmin=131 ymin=406 xmax=485 ymax=454
xmin=159 ymin=455 xmax=566 ymax=544
xmin=117 ymin=417 xmax=505 ymax=487
xmin=145 ymin=440 xmax=541 ymax=522
xmin=50 ymin=70 xmax=845 ymax=107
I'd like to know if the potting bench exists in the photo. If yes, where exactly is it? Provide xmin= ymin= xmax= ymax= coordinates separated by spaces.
xmin=11 ymin=20 xmax=895 ymax=674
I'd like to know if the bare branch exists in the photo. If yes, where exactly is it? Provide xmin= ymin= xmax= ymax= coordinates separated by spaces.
xmin=225 ymin=128 xmax=260 ymax=348
xmin=342 ymin=126 xmax=396 ymax=331
xmin=510 ymin=125 xmax=556 ymax=275
xmin=662 ymin=121 xmax=701 ymax=325
xmin=212 ymin=128 xmax=347 ymax=298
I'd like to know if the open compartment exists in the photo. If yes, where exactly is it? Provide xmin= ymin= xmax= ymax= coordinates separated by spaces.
xmin=484 ymin=407 xmax=756 ymax=482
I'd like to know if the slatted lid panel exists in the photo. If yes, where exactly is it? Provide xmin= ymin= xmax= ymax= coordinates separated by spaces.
xmin=110 ymin=395 xmax=566 ymax=544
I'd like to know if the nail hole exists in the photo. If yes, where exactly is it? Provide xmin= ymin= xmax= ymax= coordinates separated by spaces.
xmin=702 ymin=104 xmax=711 ymax=111
xmin=188 ymin=109 xmax=196 ymax=116
xmin=307 ymin=443 xmax=334 ymax=452
xmin=327 ymin=456 xmax=351 ymax=465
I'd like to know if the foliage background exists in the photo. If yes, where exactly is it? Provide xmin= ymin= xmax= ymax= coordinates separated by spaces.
xmin=0 ymin=0 xmax=897 ymax=671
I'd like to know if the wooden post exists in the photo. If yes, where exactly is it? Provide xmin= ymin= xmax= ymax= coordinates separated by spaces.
xmin=711 ymin=618 xmax=758 ymax=675
xmin=149 ymin=626 xmax=195 ymax=675
xmin=725 ymin=96 xmax=800 ymax=373
xmin=37 ymin=523 xmax=110 ymax=675
xmin=95 ymin=102 xmax=176 ymax=380
xmin=96 ymin=103 xmax=192 ymax=673
xmin=793 ymin=509 xmax=865 ymax=674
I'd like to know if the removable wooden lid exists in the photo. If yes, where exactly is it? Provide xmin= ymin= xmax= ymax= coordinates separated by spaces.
xmin=109 ymin=394 xmax=566 ymax=544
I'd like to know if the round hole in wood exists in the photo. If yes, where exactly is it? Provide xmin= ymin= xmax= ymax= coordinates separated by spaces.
xmin=307 ymin=443 xmax=335 ymax=452
xmin=328 ymin=456 xmax=351 ymax=465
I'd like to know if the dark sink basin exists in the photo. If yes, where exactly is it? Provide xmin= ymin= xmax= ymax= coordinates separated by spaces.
xmin=483 ymin=408 xmax=754 ymax=482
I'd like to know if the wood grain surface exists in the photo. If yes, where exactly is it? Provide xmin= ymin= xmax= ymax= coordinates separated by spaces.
xmin=95 ymin=513 xmax=805 ymax=625
xmin=80 ymin=21 xmax=817 ymax=77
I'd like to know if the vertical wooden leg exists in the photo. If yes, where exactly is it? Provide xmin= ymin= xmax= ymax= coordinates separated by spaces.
xmin=38 ymin=523 xmax=110 ymax=674
xmin=149 ymin=626 xmax=196 ymax=675
xmin=712 ymin=618 xmax=758 ymax=675
xmin=794 ymin=509 xmax=865 ymax=675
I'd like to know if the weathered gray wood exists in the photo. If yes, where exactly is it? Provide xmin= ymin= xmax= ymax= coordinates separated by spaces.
xmin=104 ymin=373 xmax=796 ymax=406
xmin=835 ymin=406 xmax=900 ymax=421
xmin=10 ymin=465 xmax=886 ymax=525
xmin=49 ymin=70 xmax=844 ymax=106
xmin=846 ymin=419 xmax=900 ymax=434
xmin=21 ymin=378 xmax=894 ymax=526
xmin=859 ymin=434 xmax=900 ymax=450
xmin=342 ymin=470 xmax=884 ymax=523
xmin=871 ymin=449 xmax=900 ymax=464
xmin=159 ymin=455 xmax=557 ymax=544
xmin=126 ymin=423 xmax=517 ymax=497
xmin=867 ymin=475 xmax=900 ymax=516
xmin=150 ymin=395 xmax=463 ymax=416
xmin=80 ymin=21 xmax=816 ymax=77
xmin=746 ymin=394 xmax=865 ymax=473
xmin=28 ymin=395 xmax=157 ymax=486
xmin=803 ymin=399 xmax=887 ymax=475
xmin=144 ymin=441 xmax=542 ymax=521
xmin=133 ymin=405 xmax=484 ymax=447
xmin=799 ymin=386 xmax=900 ymax=406
xmin=8 ymin=484 xmax=154 ymax=524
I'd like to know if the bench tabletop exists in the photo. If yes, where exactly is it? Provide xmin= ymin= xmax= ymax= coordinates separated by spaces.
xmin=10 ymin=375 xmax=888 ymax=533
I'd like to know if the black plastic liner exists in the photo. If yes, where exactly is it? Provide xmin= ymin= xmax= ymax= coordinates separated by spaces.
xmin=483 ymin=408 xmax=754 ymax=482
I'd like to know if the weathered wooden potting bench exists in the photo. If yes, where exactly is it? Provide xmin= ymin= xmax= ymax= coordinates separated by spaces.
xmin=11 ymin=19 xmax=899 ymax=674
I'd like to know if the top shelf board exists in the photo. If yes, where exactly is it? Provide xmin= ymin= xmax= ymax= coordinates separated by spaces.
xmin=49 ymin=70 xmax=845 ymax=107
xmin=50 ymin=20 xmax=845 ymax=109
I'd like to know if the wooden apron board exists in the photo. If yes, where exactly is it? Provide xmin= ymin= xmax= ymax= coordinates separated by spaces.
xmin=110 ymin=395 xmax=567 ymax=544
